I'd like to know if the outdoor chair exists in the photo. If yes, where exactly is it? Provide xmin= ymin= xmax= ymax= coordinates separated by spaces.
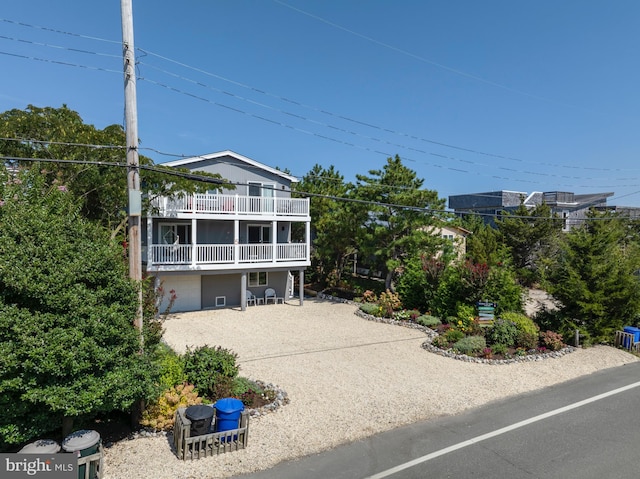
xmin=264 ymin=288 xmax=284 ymax=304
xmin=246 ymin=290 xmax=257 ymax=306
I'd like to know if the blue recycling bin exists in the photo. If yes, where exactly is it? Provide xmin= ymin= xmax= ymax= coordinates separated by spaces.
xmin=623 ymin=326 xmax=640 ymax=348
xmin=214 ymin=398 xmax=244 ymax=442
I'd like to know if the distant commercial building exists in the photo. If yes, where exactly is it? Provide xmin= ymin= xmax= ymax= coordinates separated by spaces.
xmin=448 ymin=190 xmax=618 ymax=230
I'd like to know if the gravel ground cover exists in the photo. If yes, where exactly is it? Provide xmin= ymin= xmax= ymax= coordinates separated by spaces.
xmin=103 ymin=298 xmax=638 ymax=479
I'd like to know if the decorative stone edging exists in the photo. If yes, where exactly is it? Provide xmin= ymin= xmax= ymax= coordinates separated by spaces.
xmin=421 ymin=342 xmax=577 ymax=365
xmin=246 ymin=380 xmax=289 ymax=417
xmin=318 ymin=291 xmax=577 ymax=365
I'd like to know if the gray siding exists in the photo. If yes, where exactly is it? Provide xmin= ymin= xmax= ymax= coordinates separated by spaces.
xmin=181 ymin=154 xmax=292 ymax=198
xmin=201 ymin=270 xmax=289 ymax=308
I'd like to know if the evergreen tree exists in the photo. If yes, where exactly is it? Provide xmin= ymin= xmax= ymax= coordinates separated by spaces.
xmin=496 ymin=201 xmax=562 ymax=285
xmin=544 ymin=211 xmax=640 ymax=342
xmin=354 ymin=155 xmax=446 ymax=290
xmin=294 ymin=164 xmax=367 ymax=285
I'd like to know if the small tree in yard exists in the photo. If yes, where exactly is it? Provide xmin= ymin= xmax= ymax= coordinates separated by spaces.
xmin=0 ymin=167 xmax=157 ymax=449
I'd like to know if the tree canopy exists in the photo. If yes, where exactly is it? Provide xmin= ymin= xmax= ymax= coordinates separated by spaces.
xmin=543 ymin=211 xmax=640 ymax=342
xmin=0 ymin=105 xmax=228 ymax=237
xmin=0 ymin=166 xmax=158 ymax=447
xmin=355 ymin=155 xmax=447 ymax=290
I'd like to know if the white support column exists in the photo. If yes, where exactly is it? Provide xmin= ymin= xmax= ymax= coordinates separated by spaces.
xmin=299 ymin=268 xmax=304 ymax=306
xmin=272 ymin=220 xmax=277 ymax=263
xmin=305 ymin=221 xmax=311 ymax=262
xmin=146 ymin=216 xmax=154 ymax=267
xmin=234 ymin=220 xmax=240 ymax=264
xmin=241 ymin=271 xmax=247 ymax=311
xmin=191 ymin=218 xmax=197 ymax=266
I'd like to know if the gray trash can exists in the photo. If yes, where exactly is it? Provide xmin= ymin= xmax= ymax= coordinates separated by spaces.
xmin=18 ymin=439 xmax=61 ymax=454
xmin=185 ymin=404 xmax=214 ymax=436
xmin=62 ymin=430 xmax=100 ymax=479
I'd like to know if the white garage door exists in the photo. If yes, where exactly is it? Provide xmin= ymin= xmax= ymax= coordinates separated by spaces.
xmin=157 ymin=275 xmax=201 ymax=312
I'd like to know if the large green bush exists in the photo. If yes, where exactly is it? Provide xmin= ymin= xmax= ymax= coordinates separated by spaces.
xmin=500 ymin=312 xmax=539 ymax=337
xmin=0 ymin=168 xmax=157 ymax=448
xmin=183 ymin=345 xmax=239 ymax=400
xmin=153 ymin=343 xmax=187 ymax=390
xmin=395 ymin=256 xmax=430 ymax=311
xmin=486 ymin=319 xmax=518 ymax=347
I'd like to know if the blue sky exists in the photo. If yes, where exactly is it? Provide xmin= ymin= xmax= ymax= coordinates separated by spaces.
xmin=2 ymin=1 xmax=640 ymax=207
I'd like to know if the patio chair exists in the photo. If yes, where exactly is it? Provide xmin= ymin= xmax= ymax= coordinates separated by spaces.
xmin=246 ymin=290 xmax=257 ymax=306
xmin=264 ymin=288 xmax=283 ymax=304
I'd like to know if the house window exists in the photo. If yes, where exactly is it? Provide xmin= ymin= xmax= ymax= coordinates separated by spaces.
xmin=159 ymin=224 xmax=190 ymax=244
xmin=562 ymin=211 xmax=570 ymax=232
xmin=248 ymin=225 xmax=271 ymax=243
xmin=249 ymin=272 xmax=268 ymax=287
xmin=248 ymin=181 xmax=275 ymax=212
xmin=442 ymin=234 xmax=455 ymax=241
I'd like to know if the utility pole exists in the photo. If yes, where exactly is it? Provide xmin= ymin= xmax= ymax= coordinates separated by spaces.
xmin=121 ymin=0 xmax=143 ymax=347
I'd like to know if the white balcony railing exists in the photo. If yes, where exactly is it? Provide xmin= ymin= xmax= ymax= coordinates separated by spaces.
xmin=151 ymin=193 xmax=309 ymax=217
xmin=149 ymin=243 xmax=308 ymax=266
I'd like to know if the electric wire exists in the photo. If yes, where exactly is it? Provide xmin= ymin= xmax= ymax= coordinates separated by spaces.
xmin=2 ymin=18 xmax=639 ymax=199
xmin=0 ymin=33 xmax=120 ymax=59
xmin=2 ymin=16 xmax=635 ymax=181
xmin=139 ymin=76 xmax=639 ymax=189
xmin=273 ymin=0 xmax=580 ymax=109
xmin=0 ymin=49 xmax=121 ymax=74
xmin=138 ymin=47 xmax=618 ymax=174
xmin=3 ymin=156 xmax=637 ymax=223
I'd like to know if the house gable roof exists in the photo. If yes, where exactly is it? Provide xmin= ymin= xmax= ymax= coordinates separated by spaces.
xmin=161 ymin=150 xmax=298 ymax=183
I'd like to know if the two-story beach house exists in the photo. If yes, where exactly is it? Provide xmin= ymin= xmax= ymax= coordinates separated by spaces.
xmin=143 ymin=150 xmax=311 ymax=312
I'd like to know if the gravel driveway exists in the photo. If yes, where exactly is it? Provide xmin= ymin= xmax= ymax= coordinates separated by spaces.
xmin=103 ymin=298 xmax=638 ymax=479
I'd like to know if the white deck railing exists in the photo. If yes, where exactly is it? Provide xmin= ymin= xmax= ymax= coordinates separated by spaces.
xmin=150 ymin=243 xmax=308 ymax=266
xmin=152 ymin=193 xmax=309 ymax=217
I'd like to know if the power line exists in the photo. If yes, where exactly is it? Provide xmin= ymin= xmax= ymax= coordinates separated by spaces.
xmin=273 ymin=0 xmax=585 ymax=111
xmin=0 ymin=49 xmax=121 ymax=74
xmin=0 ymin=33 xmax=120 ymax=59
xmin=139 ymin=76 xmax=640 ymax=189
xmin=0 ymin=18 xmax=120 ymax=45
xmin=4 ymin=156 xmax=637 ymax=223
xmin=137 ymin=47 xmax=620 ymax=174
xmin=3 ymin=16 xmax=634 ymax=181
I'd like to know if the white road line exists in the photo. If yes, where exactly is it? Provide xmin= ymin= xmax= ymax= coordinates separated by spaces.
xmin=365 ymin=380 xmax=640 ymax=479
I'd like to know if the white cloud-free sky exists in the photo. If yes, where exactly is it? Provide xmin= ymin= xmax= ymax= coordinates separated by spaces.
xmin=2 ymin=1 xmax=640 ymax=206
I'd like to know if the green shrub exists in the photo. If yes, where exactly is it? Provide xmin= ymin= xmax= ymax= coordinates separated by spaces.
xmin=516 ymin=331 xmax=538 ymax=350
xmin=444 ymin=328 xmax=465 ymax=343
xmin=453 ymin=335 xmax=487 ymax=355
xmin=153 ymin=343 xmax=187 ymax=390
xmin=486 ymin=319 xmax=518 ymax=347
xmin=359 ymin=302 xmax=381 ymax=316
xmin=491 ymin=343 xmax=508 ymax=356
xmin=140 ymin=383 xmax=202 ymax=431
xmin=417 ymin=315 xmax=442 ymax=328
xmin=501 ymin=312 xmax=539 ymax=337
xmin=183 ymin=345 xmax=239 ymax=399
xmin=431 ymin=335 xmax=450 ymax=349
xmin=231 ymin=377 xmax=276 ymax=407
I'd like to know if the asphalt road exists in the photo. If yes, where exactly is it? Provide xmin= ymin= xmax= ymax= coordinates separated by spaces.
xmin=235 ymin=362 xmax=640 ymax=479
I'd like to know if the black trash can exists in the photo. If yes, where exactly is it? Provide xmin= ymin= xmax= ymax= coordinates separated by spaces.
xmin=185 ymin=404 xmax=214 ymax=436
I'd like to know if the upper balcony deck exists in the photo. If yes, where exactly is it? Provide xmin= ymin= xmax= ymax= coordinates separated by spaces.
xmin=151 ymin=193 xmax=309 ymax=219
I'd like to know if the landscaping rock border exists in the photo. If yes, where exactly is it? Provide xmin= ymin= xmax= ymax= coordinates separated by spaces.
xmin=320 ymin=290 xmax=576 ymax=365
